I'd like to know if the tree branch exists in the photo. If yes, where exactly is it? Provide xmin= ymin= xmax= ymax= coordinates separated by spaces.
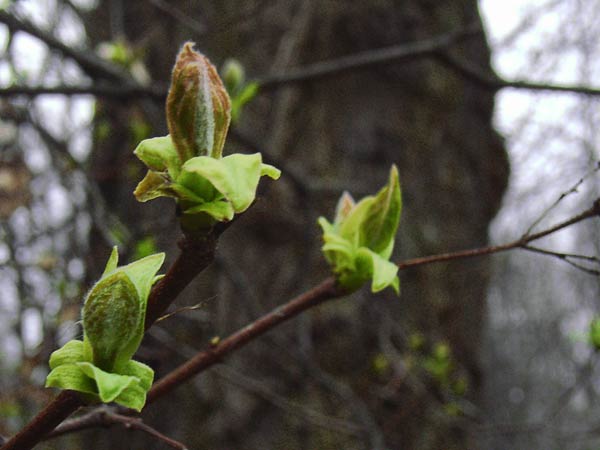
xmin=397 ymin=199 xmax=600 ymax=270
xmin=0 ymin=10 xmax=132 ymax=83
xmin=436 ymin=52 xmax=600 ymax=96
xmin=4 ymin=22 xmax=600 ymax=100
xmin=146 ymin=277 xmax=341 ymax=402
xmin=257 ymin=23 xmax=483 ymax=88
xmin=50 ymin=407 xmax=188 ymax=449
xmin=4 ymin=199 xmax=599 ymax=449
xmin=0 ymin=230 xmax=220 ymax=450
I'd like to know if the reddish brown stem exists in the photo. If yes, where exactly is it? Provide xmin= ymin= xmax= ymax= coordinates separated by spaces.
xmin=147 ymin=277 xmax=341 ymax=403
xmin=397 ymin=200 xmax=600 ymax=270
xmin=0 ymin=392 xmax=84 ymax=450
xmin=4 ymin=200 xmax=599 ymax=449
xmin=1 ymin=232 xmax=218 ymax=450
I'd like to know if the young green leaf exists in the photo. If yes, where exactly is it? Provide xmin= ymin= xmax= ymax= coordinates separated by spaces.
xmin=46 ymin=248 xmax=164 ymax=411
xmin=318 ymin=165 xmax=402 ymax=294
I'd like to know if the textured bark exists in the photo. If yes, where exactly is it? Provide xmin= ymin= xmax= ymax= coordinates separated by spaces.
xmin=80 ymin=1 xmax=508 ymax=449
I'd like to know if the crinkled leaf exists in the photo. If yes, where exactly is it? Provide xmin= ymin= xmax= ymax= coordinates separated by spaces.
xmin=121 ymin=359 xmax=154 ymax=391
xmin=356 ymin=247 xmax=399 ymax=294
xmin=49 ymin=340 xmax=86 ymax=370
xmin=175 ymin=166 xmax=220 ymax=202
xmin=77 ymin=362 xmax=138 ymax=404
xmin=45 ymin=363 xmax=97 ymax=395
xmin=183 ymin=199 xmax=235 ymax=221
xmin=134 ymin=135 xmax=181 ymax=178
xmin=180 ymin=153 xmax=280 ymax=213
xmin=318 ymin=218 xmax=356 ymax=268
xmin=134 ymin=171 xmax=175 ymax=202
xmin=359 ymin=165 xmax=402 ymax=253
xmin=114 ymin=380 xmax=148 ymax=412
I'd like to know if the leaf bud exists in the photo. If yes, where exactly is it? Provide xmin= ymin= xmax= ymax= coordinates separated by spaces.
xmin=82 ymin=272 xmax=142 ymax=371
xmin=167 ymin=42 xmax=231 ymax=162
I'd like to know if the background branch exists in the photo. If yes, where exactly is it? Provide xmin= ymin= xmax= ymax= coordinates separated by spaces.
xmin=0 ymin=10 xmax=131 ymax=83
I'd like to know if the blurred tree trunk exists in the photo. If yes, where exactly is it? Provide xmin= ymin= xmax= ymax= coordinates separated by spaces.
xmin=80 ymin=1 xmax=507 ymax=449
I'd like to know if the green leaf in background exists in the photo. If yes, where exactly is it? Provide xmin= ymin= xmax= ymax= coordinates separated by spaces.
xmin=590 ymin=317 xmax=600 ymax=350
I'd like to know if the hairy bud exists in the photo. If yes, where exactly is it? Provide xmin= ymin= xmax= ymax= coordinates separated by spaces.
xmin=167 ymin=42 xmax=231 ymax=161
xmin=82 ymin=272 xmax=141 ymax=371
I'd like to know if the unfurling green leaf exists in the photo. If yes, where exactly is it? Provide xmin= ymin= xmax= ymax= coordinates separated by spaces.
xmin=132 ymin=44 xmax=279 ymax=232
xmin=318 ymin=165 xmax=402 ymax=294
xmin=46 ymin=247 xmax=164 ymax=411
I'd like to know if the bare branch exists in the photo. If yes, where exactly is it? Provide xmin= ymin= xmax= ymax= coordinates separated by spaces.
xmin=522 ymin=245 xmax=600 ymax=276
xmin=0 ymin=83 xmax=166 ymax=99
xmin=146 ymin=277 xmax=341 ymax=402
xmin=437 ymin=52 xmax=600 ymax=96
xmin=0 ymin=10 xmax=131 ymax=83
xmin=51 ymin=407 xmax=188 ymax=450
xmin=258 ymin=23 xmax=483 ymax=88
xmin=397 ymin=199 xmax=600 ymax=270
xmin=524 ymin=163 xmax=600 ymax=236
xmin=145 ymin=0 xmax=205 ymax=35
xmin=5 ymin=199 xmax=599 ymax=450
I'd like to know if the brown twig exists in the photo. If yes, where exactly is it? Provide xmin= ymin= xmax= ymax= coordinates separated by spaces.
xmin=4 ymin=200 xmax=599 ymax=449
xmin=146 ymin=277 xmax=341 ymax=402
xmin=436 ymin=52 xmax=600 ymax=96
xmin=397 ymin=199 xmax=600 ymax=270
xmin=0 ymin=231 xmax=219 ymax=450
xmin=0 ymin=391 xmax=84 ymax=450
xmin=257 ymin=23 xmax=483 ymax=88
xmin=50 ymin=407 xmax=188 ymax=449
xmin=0 ymin=10 xmax=131 ymax=83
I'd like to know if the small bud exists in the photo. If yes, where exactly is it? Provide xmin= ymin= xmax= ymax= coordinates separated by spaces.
xmin=333 ymin=191 xmax=355 ymax=227
xmin=167 ymin=42 xmax=231 ymax=161
xmin=82 ymin=272 xmax=141 ymax=371
xmin=221 ymin=58 xmax=245 ymax=94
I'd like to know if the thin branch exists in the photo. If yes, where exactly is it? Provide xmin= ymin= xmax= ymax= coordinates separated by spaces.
xmin=0 ymin=83 xmax=166 ymax=99
xmin=0 ymin=10 xmax=131 ymax=83
xmin=51 ymin=407 xmax=188 ymax=449
xmin=522 ymin=245 xmax=600 ymax=276
xmin=146 ymin=277 xmax=341 ymax=403
xmin=437 ymin=52 xmax=600 ymax=96
xmin=3 ymin=22 xmax=600 ymax=100
xmin=525 ymin=163 xmax=600 ymax=236
xmin=147 ymin=201 xmax=599 ymax=404
xmin=145 ymin=0 xmax=205 ymax=35
xmin=397 ymin=199 xmax=600 ymax=270
xmin=257 ymin=23 xmax=483 ymax=88
xmin=0 ymin=391 xmax=85 ymax=450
